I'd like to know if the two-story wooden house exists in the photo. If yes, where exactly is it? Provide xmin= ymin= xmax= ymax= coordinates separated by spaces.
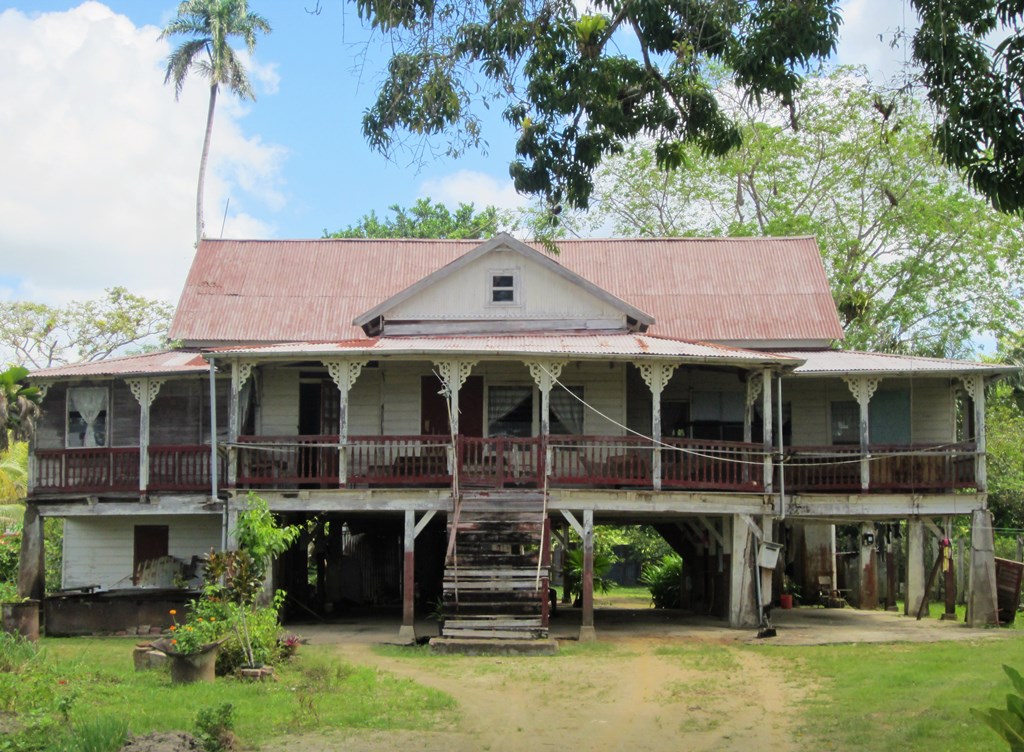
xmin=20 ymin=234 xmax=1006 ymax=639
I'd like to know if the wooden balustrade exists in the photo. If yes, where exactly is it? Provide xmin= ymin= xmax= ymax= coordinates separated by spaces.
xmin=30 ymin=438 xmax=980 ymax=495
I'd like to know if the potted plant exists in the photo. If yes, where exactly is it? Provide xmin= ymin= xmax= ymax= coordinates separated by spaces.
xmin=152 ymin=608 xmax=227 ymax=684
xmin=780 ymin=577 xmax=800 ymax=610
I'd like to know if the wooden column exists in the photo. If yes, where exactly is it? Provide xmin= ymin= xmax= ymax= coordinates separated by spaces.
xmin=743 ymin=372 xmax=762 ymax=486
xmin=228 ymin=361 xmax=254 ymax=488
xmin=858 ymin=522 xmax=878 ymax=610
xmin=528 ymin=360 xmax=567 ymax=477
xmin=580 ymin=509 xmax=596 ymax=641
xmin=17 ymin=503 xmax=45 ymax=600
xmin=324 ymin=359 xmax=368 ymax=487
xmin=433 ymin=360 xmax=477 ymax=475
xmin=961 ymin=375 xmax=987 ymax=492
xmin=905 ymin=518 xmax=926 ymax=617
xmin=728 ymin=515 xmax=758 ymax=628
xmin=967 ymin=508 xmax=999 ymax=627
xmin=127 ymin=378 xmax=165 ymax=495
xmin=400 ymin=509 xmax=416 ymax=643
xmin=941 ymin=518 xmax=957 ymax=620
xmin=761 ymin=368 xmax=773 ymax=494
xmin=638 ymin=361 xmax=679 ymax=491
xmin=843 ymin=376 xmax=881 ymax=492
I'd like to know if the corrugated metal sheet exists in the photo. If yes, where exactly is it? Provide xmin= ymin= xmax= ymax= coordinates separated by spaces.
xmin=211 ymin=333 xmax=800 ymax=365
xmin=169 ymin=236 xmax=843 ymax=344
xmin=29 ymin=350 xmax=208 ymax=379
xmin=779 ymin=349 xmax=1015 ymax=376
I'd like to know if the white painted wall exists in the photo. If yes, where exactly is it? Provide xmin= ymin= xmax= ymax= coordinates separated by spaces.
xmin=388 ymin=249 xmax=625 ymax=326
xmin=62 ymin=514 xmax=222 ymax=590
xmin=258 ymin=368 xmax=299 ymax=435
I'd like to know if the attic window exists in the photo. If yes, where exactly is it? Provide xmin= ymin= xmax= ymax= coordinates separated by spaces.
xmin=489 ymin=272 xmax=518 ymax=305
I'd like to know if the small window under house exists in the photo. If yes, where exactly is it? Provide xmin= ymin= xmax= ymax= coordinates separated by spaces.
xmin=490 ymin=272 xmax=517 ymax=304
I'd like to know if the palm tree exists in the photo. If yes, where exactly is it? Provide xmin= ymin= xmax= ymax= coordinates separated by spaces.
xmin=0 ymin=366 xmax=41 ymax=453
xmin=160 ymin=0 xmax=271 ymax=245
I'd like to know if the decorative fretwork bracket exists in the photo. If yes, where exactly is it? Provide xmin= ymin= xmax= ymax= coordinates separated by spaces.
xmin=33 ymin=380 xmax=53 ymax=399
xmin=126 ymin=378 xmax=166 ymax=407
xmin=526 ymin=360 xmax=567 ymax=392
xmin=842 ymin=376 xmax=881 ymax=406
xmin=433 ymin=360 xmax=478 ymax=397
xmin=323 ymin=359 xmax=368 ymax=391
xmin=959 ymin=374 xmax=984 ymax=402
xmin=637 ymin=361 xmax=679 ymax=398
xmin=746 ymin=371 xmax=764 ymax=407
xmin=234 ymin=361 xmax=257 ymax=393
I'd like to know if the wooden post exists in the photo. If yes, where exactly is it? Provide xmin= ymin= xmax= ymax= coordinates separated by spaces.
xmin=324 ymin=360 xmax=367 ymax=488
xmin=858 ymin=522 xmax=878 ymax=610
xmin=399 ymin=509 xmax=416 ymax=643
xmin=956 ymin=536 xmax=968 ymax=606
xmin=17 ymin=504 xmax=45 ymax=601
xmin=906 ymin=518 xmax=926 ymax=617
xmin=942 ymin=520 xmax=957 ymax=620
xmin=227 ymin=361 xmax=242 ymax=488
xmin=127 ymin=378 xmax=164 ymax=496
xmin=744 ymin=372 xmax=763 ymax=486
xmin=540 ymin=517 xmax=552 ymax=627
xmin=885 ymin=525 xmax=898 ymax=611
xmin=637 ymin=362 xmax=678 ymax=492
xmin=762 ymin=369 xmax=773 ymax=494
xmin=580 ymin=509 xmax=596 ymax=641
xmin=728 ymin=515 xmax=758 ymax=628
xmin=843 ymin=376 xmax=881 ymax=492
xmin=561 ymin=520 xmax=572 ymax=604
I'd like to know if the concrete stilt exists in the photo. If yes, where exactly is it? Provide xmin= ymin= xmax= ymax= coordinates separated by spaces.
xmin=967 ymin=509 xmax=999 ymax=627
xmin=580 ymin=509 xmax=596 ymax=642
xmin=728 ymin=516 xmax=757 ymax=628
xmin=905 ymin=519 xmax=926 ymax=617
xmin=17 ymin=503 xmax=45 ymax=601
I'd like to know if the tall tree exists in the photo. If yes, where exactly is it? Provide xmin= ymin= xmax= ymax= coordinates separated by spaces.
xmin=354 ymin=0 xmax=1024 ymax=218
xmin=569 ymin=70 xmax=1024 ymax=356
xmin=161 ymin=0 xmax=271 ymax=245
xmin=325 ymin=198 xmax=504 ymax=239
xmin=0 ymin=288 xmax=175 ymax=370
xmin=0 ymin=367 xmax=41 ymax=452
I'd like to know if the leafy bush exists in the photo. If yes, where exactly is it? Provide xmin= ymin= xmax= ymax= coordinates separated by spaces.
xmin=562 ymin=548 xmax=617 ymax=605
xmin=972 ymin=664 xmax=1024 ymax=749
xmin=0 ymin=630 xmax=39 ymax=672
xmin=194 ymin=703 xmax=236 ymax=752
xmin=640 ymin=554 xmax=682 ymax=609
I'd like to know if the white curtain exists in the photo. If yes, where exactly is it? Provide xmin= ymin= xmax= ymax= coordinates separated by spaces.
xmin=489 ymin=387 xmax=530 ymax=423
xmin=69 ymin=387 xmax=107 ymax=448
xmin=550 ymin=387 xmax=584 ymax=435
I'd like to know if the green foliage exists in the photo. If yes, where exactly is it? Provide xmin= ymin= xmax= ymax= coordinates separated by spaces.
xmin=577 ymin=70 xmax=1024 ymax=355
xmin=562 ymin=547 xmax=616 ymax=604
xmin=0 ymin=289 xmax=175 ymax=370
xmin=596 ymin=525 xmax=673 ymax=569
xmin=235 ymin=491 xmax=300 ymax=580
xmin=640 ymin=554 xmax=682 ymax=609
xmin=0 ymin=441 xmax=28 ymax=502
xmin=356 ymin=0 xmax=1024 ymax=220
xmin=194 ymin=703 xmax=235 ymax=752
xmin=58 ymin=717 xmax=128 ymax=752
xmin=168 ymin=606 xmax=228 ymax=654
xmin=0 ymin=630 xmax=39 ymax=673
xmin=987 ymin=382 xmax=1024 ymax=530
xmin=326 ymin=198 xmax=504 ymax=239
xmin=973 ymin=665 xmax=1024 ymax=750
xmin=0 ymin=367 xmax=42 ymax=451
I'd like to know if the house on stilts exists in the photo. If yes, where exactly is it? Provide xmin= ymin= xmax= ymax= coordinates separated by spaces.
xmin=19 ymin=234 xmax=1008 ymax=639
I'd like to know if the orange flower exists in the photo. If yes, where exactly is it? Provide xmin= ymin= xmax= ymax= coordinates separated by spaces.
xmin=171 ymin=639 xmax=177 ymax=645
xmin=169 ymin=609 xmax=177 ymax=616
xmin=169 ymin=625 xmax=176 ymax=632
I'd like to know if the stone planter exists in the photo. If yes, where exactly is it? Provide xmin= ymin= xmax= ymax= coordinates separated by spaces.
xmin=2 ymin=600 xmax=40 ymax=641
xmin=152 ymin=638 xmax=222 ymax=684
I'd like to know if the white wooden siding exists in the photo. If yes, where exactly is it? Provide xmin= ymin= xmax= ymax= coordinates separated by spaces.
xmin=62 ymin=515 xmax=221 ymax=590
xmin=350 ymin=368 xmax=382 ymax=435
xmin=258 ymin=368 xmax=299 ymax=435
xmin=382 ymin=362 xmax=432 ymax=435
xmin=388 ymin=249 xmax=625 ymax=326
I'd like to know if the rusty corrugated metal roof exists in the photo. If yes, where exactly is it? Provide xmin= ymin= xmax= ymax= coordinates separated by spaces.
xmin=778 ymin=349 xmax=1016 ymax=376
xmin=208 ymin=333 xmax=800 ymax=365
xmin=169 ymin=236 xmax=843 ymax=345
xmin=29 ymin=349 xmax=209 ymax=379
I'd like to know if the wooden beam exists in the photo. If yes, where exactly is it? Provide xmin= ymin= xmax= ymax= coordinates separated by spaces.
xmin=560 ymin=509 xmax=584 ymax=538
xmin=697 ymin=515 xmax=725 ymax=548
xmin=738 ymin=513 xmax=764 ymax=541
xmin=922 ymin=517 xmax=945 ymax=541
xmin=414 ymin=509 xmax=437 ymax=538
xmin=399 ymin=509 xmax=416 ymax=643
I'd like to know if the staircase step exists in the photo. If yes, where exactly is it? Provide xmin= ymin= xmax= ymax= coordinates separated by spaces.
xmin=442 ymin=627 xmax=549 ymax=640
xmin=443 ymin=579 xmax=543 ymax=591
xmin=445 ymin=617 xmax=543 ymax=628
xmin=445 ymin=602 xmax=544 ymax=616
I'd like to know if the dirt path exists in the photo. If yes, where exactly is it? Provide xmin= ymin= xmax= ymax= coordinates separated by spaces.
xmin=263 ymin=637 xmax=809 ymax=752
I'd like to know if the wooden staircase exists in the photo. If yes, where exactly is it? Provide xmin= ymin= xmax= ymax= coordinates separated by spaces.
xmin=441 ymin=492 xmax=550 ymax=640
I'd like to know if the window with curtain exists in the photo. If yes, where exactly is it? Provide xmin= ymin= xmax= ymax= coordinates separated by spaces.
xmin=488 ymin=386 xmax=533 ymax=437
xmin=67 ymin=386 xmax=109 ymax=448
xmin=830 ymin=401 xmax=860 ymax=445
xmin=550 ymin=386 xmax=584 ymax=435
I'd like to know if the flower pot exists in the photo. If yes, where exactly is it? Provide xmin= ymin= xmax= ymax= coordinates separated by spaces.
xmin=163 ymin=641 xmax=221 ymax=684
xmin=2 ymin=600 xmax=40 ymax=642
xmin=779 ymin=593 xmax=794 ymax=610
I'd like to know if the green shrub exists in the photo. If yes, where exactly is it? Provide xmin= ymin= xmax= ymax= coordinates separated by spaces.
xmin=60 ymin=717 xmax=128 ymax=752
xmin=562 ymin=548 xmax=616 ymax=605
xmin=194 ymin=703 xmax=236 ymax=752
xmin=0 ymin=630 xmax=39 ymax=673
xmin=640 ymin=554 xmax=682 ymax=609
xmin=972 ymin=664 xmax=1024 ymax=749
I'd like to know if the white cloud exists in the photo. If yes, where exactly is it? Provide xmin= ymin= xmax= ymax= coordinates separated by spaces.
xmin=418 ymin=170 xmax=527 ymax=211
xmin=0 ymin=2 xmax=285 ymax=306
xmin=835 ymin=0 xmax=919 ymax=84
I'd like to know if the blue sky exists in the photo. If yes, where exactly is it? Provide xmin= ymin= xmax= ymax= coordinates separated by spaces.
xmin=0 ymin=1 xmax=913 ymax=307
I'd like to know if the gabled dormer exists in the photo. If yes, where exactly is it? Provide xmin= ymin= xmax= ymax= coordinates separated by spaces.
xmin=353 ymin=234 xmax=654 ymax=337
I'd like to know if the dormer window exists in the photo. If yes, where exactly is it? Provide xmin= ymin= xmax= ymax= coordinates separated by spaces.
xmin=490 ymin=271 xmax=518 ymax=305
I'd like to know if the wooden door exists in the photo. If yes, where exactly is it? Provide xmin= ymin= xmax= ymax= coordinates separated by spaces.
xmin=133 ymin=525 xmax=168 ymax=585
xmin=421 ymin=375 xmax=483 ymax=436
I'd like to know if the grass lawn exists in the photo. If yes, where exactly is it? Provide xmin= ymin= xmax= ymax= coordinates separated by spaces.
xmin=759 ymin=638 xmax=1024 ymax=752
xmin=0 ymin=636 xmax=455 ymax=750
